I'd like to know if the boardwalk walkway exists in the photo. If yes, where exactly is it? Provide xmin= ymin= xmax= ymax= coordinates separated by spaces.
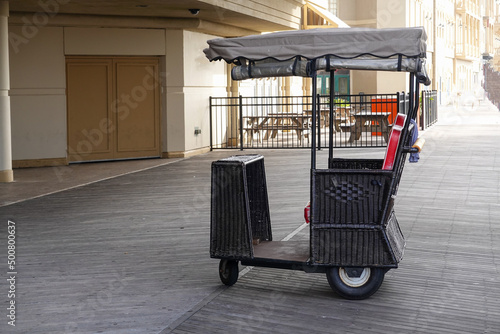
xmin=0 ymin=100 xmax=499 ymax=333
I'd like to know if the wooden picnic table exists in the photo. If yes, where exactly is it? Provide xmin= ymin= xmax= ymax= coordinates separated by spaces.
xmin=304 ymin=106 xmax=353 ymax=131
xmin=243 ymin=113 xmax=312 ymax=143
xmin=344 ymin=111 xmax=391 ymax=143
xmin=303 ymin=109 xmax=330 ymax=128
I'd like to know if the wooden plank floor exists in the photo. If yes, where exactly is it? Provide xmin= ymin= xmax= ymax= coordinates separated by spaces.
xmin=0 ymin=101 xmax=500 ymax=333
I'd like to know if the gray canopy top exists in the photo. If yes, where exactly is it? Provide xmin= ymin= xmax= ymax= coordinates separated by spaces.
xmin=204 ymin=27 xmax=431 ymax=85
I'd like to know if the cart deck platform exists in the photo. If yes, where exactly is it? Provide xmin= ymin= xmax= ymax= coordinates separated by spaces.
xmin=253 ymin=241 xmax=310 ymax=263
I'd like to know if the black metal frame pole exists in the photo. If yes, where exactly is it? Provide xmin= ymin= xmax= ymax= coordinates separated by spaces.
xmin=311 ymin=74 xmax=318 ymax=170
xmin=399 ymin=73 xmax=419 ymax=158
xmin=316 ymin=93 xmax=321 ymax=150
xmin=239 ymin=95 xmax=243 ymax=150
xmin=209 ymin=97 xmax=213 ymax=151
xmin=425 ymin=91 xmax=428 ymax=127
xmin=328 ymin=70 xmax=335 ymax=164
xmin=414 ymin=77 xmax=420 ymax=119
xmin=381 ymin=73 xmax=419 ymax=226
xmin=414 ymin=76 xmax=420 ymax=121
xmin=409 ymin=73 xmax=415 ymax=120
xmin=310 ymin=71 xmax=318 ymax=254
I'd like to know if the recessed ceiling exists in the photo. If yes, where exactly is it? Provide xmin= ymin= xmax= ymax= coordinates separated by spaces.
xmin=8 ymin=0 xmax=300 ymax=33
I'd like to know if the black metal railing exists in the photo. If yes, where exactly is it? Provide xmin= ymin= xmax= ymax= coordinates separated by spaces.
xmin=421 ymin=90 xmax=438 ymax=130
xmin=210 ymin=92 xmax=435 ymax=150
xmin=316 ymin=93 xmax=410 ymax=148
xmin=210 ymin=95 xmax=313 ymax=149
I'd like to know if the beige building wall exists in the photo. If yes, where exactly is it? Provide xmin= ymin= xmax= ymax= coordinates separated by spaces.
xmin=4 ymin=0 xmax=306 ymax=169
xmin=9 ymin=23 xmax=229 ymax=165
xmin=454 ymin=0 xmax=483 ymax=103
xmin=338 ymin=0 xmax=410 ymax=95
xmin=482 ymin=0 xmax=495 ymax=58
xmin=375 ymin=1 xmax=408 ymax=94
xmin=432 ymin=0 xmax=455 ymax=104
xmin=338 ymin=0 xmax=376 ymax=94
xmin=165 ymin=30 xmax=226 ymax=157
xmin=64 ymin=27 xmax=166 ymax=55
xmin=494 ymin=0 xmax=500 ymax=70
xmin=9 ymin=26 xmax=67 ymax=164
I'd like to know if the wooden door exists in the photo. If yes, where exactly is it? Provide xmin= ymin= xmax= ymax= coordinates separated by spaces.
xmin=66 ymin=57 xmax=160 ymax=162
xmin=67 ymin=58 xmax=114 ymax=162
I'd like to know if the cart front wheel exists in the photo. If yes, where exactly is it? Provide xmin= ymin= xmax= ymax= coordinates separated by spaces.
xmin=219 ymin=259 xmax=239 ymax=286
xmin=326 ymin=267 xmax=385 ymax=300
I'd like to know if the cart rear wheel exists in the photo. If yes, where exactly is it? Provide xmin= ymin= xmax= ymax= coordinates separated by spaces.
xmin=326 ymin=267 xmax=385 ymax=300
xmin=219 ymin=260 xmax=239 ymax=286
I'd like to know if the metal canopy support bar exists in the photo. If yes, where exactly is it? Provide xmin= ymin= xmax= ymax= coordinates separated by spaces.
xmin=316 ymin=94 xmax=321 ymax=150
xmin=311 ymin=73 xmax=317 ymax=170
xmin=310 ymin=71 xmax=318 ymax=245
xmin=328 ymin=70 xmax=335 ymax=162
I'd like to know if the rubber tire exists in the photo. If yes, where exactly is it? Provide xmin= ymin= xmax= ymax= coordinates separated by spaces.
xmin=326 ymin=267 xmax=385 ymax=300
xmin=219 ymin=259 xmax=239 ymax=286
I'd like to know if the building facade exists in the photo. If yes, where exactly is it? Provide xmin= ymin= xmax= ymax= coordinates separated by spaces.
xmin=2 ymin=0 xmax=499 ymax=182
xmin=336 ymin=0 xmax=499 ymax=105
xmin=1 ymin=0 xmax=313 ymax=181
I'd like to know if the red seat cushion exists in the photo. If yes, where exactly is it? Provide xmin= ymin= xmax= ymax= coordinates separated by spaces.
xmin=382 ymin=113 xmax=407 ymax=170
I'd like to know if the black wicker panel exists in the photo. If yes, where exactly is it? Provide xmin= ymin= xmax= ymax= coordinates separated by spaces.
xmin=210 ymin=163 xmax=252 ymax=258
xmin=312 ymin=170 xmax=392 ymax=226
xmin=329 ymin=158 xmax=384 ymax=170
xmin=311 ymin=228 xmax=394 ymax=266
xmin=210 ymin=155 xmax=271 ymax=259
xmin=384 ymin=210 xmax=405 ymax=263
xmin=245 ymin=159 xmax=272 ymax=241
xmin=310 ymin=169 xmax=398 ymax=266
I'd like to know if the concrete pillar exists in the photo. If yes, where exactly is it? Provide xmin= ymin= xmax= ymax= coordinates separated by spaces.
xmin=0 ymin=1 xmax=12 ymax=182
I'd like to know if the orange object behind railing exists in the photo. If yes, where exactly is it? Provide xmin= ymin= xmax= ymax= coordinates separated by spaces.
xmin=371 ymin=98 xmax=398 ymax=136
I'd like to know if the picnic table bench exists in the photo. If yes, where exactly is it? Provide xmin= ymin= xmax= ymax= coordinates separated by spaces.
xmin=243 ymin=113 xmax=312 ymax=144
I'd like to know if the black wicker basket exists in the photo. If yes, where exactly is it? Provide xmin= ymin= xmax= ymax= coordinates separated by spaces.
xmin=210 ymin=155 xmax=272 ymax=259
